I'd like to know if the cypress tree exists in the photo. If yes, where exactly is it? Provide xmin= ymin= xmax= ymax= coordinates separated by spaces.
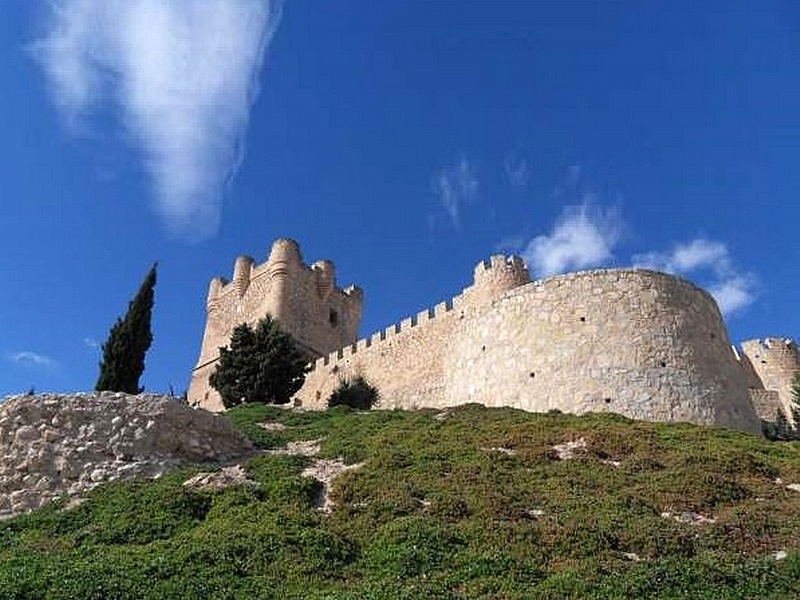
xmin=95 ymin=263 xmax=157 ymax=393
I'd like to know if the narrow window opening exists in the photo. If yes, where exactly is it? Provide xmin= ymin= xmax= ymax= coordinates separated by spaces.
xmin=660 ymin=361 xmax=666 ymax=368
xmin=579 ymin=316 xmax=586 ymax=322
xmin=604 ymin=397 xmax=612 ymax=404
xmin=329 ymin=309 xmax=339 ymax=327
xmin=529 ymin=372 xmax=535 ymax=378
xmin=481 ymin=345 xmax=486 ymax=352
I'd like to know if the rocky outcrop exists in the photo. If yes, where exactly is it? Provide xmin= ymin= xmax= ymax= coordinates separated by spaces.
xmin=0 ymin=392 xmax=256 ymax=518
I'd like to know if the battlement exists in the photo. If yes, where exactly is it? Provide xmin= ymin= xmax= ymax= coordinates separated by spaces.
xmin=743 ymin=338 xmax=797 ymax=355
xmin=310 ymin=293 xmax=465 ymax=373
xmin=206 ymin=240 xmax=352 ymax=305
xmin=305 ymin=254 xmax=533 ymax=377
xmin=740 ymin=338 xmax=799 ymax=368
xmin=190 ymin=239 xmax=780 ymax=436
xmin=470 ymin=254 xmax=530 ymax=299
xmin=473 ymin=254 xmax=528 ymax=278
xmin=188 ymin=239 xmax=364 ymax=410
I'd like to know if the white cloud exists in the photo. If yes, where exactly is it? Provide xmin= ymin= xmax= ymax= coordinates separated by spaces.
xmin=633 ymin=238 xmax=755 ymax=316
xmin=522 ymin=203 xmax=622 ymax=278
xmin=8 ymin=351 xmax=57 ymax=368
xmin=634 ymin=239 xmax=730 ymax=274
xmin=708 ymin=277 xmax=754 ymax=315
xmin=432 ymin=158 xmax=479 ymax=230
xmin=32 ymin=0 xmax=283 ymax=239
xmin=83 ymin=337 xmax=99 ymax=349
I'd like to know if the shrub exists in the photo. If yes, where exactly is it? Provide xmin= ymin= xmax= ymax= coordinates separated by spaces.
xmin=763 ymin=404 xmax=800 ymax=441
xmin=327 ymin=376 xmax=379 ymax=410
xmin=210 ymin=316 xmax=309 ymax=408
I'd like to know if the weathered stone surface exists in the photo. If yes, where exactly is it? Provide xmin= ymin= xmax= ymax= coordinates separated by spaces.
xmin=0 ymin=393 xmax=256 ymax=518
xmin=188 ymin=240 xmax=795 ymax=435
xmin=740 ymin=339 xmax=800 ymax=424
xmin=183 ymin=465 xmax=253 ymax=491
xmin=188 ymin=239 xmax=364 ymax=411
xmin=300 ymin=267 xmax=764 ymax=434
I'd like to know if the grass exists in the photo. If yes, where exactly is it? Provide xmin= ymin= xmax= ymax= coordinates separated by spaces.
xmin=1 ymin=403 xmax=799 ymax=598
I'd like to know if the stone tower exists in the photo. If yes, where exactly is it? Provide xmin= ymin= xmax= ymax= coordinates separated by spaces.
xmin=188 ymin=239 xmax=363 ymax=411
xmin=467 ymin=255 xmax=531 ymax=303
xmin=739 ymin=338 xmax=800 ymax=423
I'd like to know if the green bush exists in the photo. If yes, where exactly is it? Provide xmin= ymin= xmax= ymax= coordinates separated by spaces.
xmin=210 ymin=315 xmax=309 ymax=408
xmin=327 ymin=376 xmax=379 ymax=410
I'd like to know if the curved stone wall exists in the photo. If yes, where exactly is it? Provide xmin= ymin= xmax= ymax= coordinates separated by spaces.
xmin=443 ymin=269 xmax=762 ymax=434
xmin=190 ymin=241 xmax=769 ymax=434
xmin=296 ymin=265 xmax=762 ymax=434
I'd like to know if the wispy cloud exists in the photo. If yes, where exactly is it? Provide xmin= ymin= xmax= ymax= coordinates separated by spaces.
xmin=634 ymin=239 xmax=727 ymax=274
xmin=8 ymin=351 xmax=58 ymax=368
xmin=522 ymin=203 xmax=622 ymax=278
xmin=504 ymin=152 xmax=530 ymax=188
xmin=633 ymin=239 xmax=756 ymax=315
xmin=83 ymin=337 xmax=99 ymax=350
xmin=432 ymin=157 xmax=479 ymax=230
xmin=32 ymin=0 xmax=283 ymax=239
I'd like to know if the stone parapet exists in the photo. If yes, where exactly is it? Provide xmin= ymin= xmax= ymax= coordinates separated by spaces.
xmin=296 ymin=268 xmax=762 ymax=434
xmin=188 ymin=240 xmax=786 ymax=436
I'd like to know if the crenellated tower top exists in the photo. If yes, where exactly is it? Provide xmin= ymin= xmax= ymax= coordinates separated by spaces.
xmin=469 ymin=254 xmax=531 ymax=301
xmin=189 ymin=239 xmax=364 ymax=409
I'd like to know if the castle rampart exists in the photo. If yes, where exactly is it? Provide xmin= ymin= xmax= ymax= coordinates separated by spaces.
xmin=189 ymin=239 xmax=796 ymax=436
xmin=296 ymin=267 xmax=762 ymax=434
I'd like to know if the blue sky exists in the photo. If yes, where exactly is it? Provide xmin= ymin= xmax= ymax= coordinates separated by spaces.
xmin=1 ymin=1 xmax=798 ymax=396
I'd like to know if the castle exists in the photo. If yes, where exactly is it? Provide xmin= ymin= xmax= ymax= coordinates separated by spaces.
xmin=188 ymin=239 xmax=799 ymax=436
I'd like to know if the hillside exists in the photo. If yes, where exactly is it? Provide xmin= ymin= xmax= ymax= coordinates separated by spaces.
xmin=1 ymin=403 xmax=799 ymax=599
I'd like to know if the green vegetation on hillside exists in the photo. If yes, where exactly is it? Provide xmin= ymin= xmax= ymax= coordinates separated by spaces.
xmin=2 ymin=405 xmax=800 ymax=599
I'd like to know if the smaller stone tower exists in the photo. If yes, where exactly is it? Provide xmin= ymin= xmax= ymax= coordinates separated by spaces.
xmin=739 ymin=338 xmax=800 ymax=424
xmin=466 ymin=255 xmax=531 ymax=303
xmin=188 ymin=239 xmax=363 ymax=411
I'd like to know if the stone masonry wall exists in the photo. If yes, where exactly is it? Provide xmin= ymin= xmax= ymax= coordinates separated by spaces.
xmin=740 ymin=338 xmax=800 ymax=423
xmin=443 ymin=270 xmax=760 ymax=433
xmin=748 ymin=389 xmax=784 ymax=422
xmin=296 ymin=255 xmax=531 ymax=410
xmin=189 ymin=240 xmax=783 ymax=435
xmin=296 ymin=265 xmax=762 ymax=435
xmin=0 ymin=393 xmax=256 ymax=518
xmin=189 ymin=239 xmax=363 ymax=411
